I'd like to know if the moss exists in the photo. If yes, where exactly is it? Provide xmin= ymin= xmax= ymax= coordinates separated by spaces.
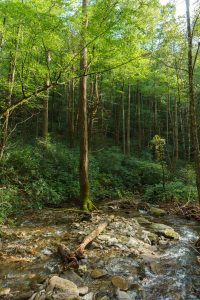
xmin=83 ymin=195 xmax=93 ymax=212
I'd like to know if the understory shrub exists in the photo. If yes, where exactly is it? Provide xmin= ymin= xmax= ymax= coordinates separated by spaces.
xmin=144 ymin=181 xmax=198 ymax=203
xmin=0 ymin=142 xmax=197 ymax=222
xmin=0 ymin=186 xmax=18 ymax=223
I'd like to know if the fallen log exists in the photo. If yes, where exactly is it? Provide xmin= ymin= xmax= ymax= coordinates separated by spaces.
xmin=75 ymin=221 xmax=108 ymax=257
xmin=58 ymin=220 xmax=108 ymax=268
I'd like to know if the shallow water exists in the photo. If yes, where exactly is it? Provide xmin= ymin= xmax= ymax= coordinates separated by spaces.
xmin=135 ymin=214 xmax=200 ymax=300
xmin=0 ymin=208 xmax=199 ymax=299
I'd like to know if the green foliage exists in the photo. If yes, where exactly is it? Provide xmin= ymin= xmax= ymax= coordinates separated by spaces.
xmin=95 ymin=147 xmax=165 ymax=199
xmin=144 ymin=181 xmax=198 ymax=203
xmin=0 ymin=142 xmax=198 ymax=223
xmin=0 ymin=143 xmax=166 ymax=219
xmin=0 ymin=186 xmax=18 ymax=223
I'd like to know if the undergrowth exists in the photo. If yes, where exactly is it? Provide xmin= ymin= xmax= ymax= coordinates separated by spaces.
xmin=0 ymin=141 xmax=197 ymax=223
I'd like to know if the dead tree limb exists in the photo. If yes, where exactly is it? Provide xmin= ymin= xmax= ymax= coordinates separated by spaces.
xmin=75 ymin=221 xmax=107 ymax=256
xmin=58 ymin=220 xmax=108 ymax=268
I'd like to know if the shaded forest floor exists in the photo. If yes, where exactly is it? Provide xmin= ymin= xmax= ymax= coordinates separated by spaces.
xmin=0 ymin=141 xmax=199 ymax=224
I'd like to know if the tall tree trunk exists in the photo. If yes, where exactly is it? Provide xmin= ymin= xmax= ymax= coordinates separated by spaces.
xmin=67 ymin=78 xmax=75 ymax=147
xmin=42 ymin=49 xmax=51 ymax=142
xmin=115 ymin=103 xmax=120 ymax=146
xmin=88 ymin=75 xmax=101 ymax=148
xmin=174 ymin=96 xmax=179 ymax=162
xmin=166 ymin=91 xmax=170 ymax=145
xmin=180 ymin=108 xmax=186 ymax=159
xmin=153 ymin=95 xmax=158 ymax=136
xmin=187 ymin=105 xmax=191 ymax=161
xmin=79 ymin=0 xmax=92 ymax=211
xmin=137 ymin=88 xmax=142 ymax=152
xmin=127 ymin=83 xmax=131 ymax=155
xmin=185 ymin=0 xmax=200 ymax=203
xmin=121 ymin=82 xmax=125 ymax=154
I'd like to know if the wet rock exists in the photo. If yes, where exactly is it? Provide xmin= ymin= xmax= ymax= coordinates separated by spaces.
xmin=149 ymin=223 xmax=180 ymax=239
xmin=146 ymin=232 xmax=158 ymax=244
xmin=90 ymin=241 xmax=102 ymax=249
xmin=115 ymin=289 xmax=134 ymax=300
xmin=134 ymin=217 xmax=151 ymax=225
xmin=45 ymin=276 xmax=79 ymax=298
xmin=149 ymin=207 xmax=167 ymax=217
xmin=14 ymin=291 xmax=35 ymax=300
xmin=111 ymin=276 xmax=128 ymax=291
xmin=107 ymin=237 xmax=119 ymax=246
xmin=78 ymin=285 xmax=89 ymax=296
xmin=61 ymin=270 xmax=84 ymax=286
xmin=127 ymin=237 xmax=137 ymax=248
xmin=79 ymin=264 xmax=88 ymax=273
xmin=91 ymin=269 xmax=107 ymax=279
xmin=149 ymin=261 xmax=162 ymax=273
xmin=82 ymin=292 xmax=94 ymax=300
xmin=158 ymin=239 xmax=169 ymax=246
xmin=98 ymin=235 xmax=111 ymax=241
xmin=0 ymin=288 xmax=10 ymax=296
xmin=141 ymin=254 xmax=158 ymax=263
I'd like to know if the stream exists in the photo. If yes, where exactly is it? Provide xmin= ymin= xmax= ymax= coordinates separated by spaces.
xmin=0 ymin=202 xmax=199 ymax=300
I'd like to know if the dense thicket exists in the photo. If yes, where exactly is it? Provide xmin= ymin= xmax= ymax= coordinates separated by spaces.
xmin=0 ymin=0 xmax=200 ymax=220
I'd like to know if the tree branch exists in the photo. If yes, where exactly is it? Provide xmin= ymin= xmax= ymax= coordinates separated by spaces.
xmin=0 ymin=83 xmax=55 ymax=119
xmin=192 ymin=42 xmax=200 ymax=73
xmin=192 ymin=10 xmax=200 ymax=38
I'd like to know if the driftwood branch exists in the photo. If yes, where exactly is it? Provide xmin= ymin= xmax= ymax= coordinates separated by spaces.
xmin=75 ymin=221 xmax=108 ymax=256
xmin=58 ymin=220 xmax=109 ymax=268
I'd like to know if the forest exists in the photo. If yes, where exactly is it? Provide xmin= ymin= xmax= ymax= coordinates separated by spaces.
xmin=0 ymin=0 xmax=200 ymax=299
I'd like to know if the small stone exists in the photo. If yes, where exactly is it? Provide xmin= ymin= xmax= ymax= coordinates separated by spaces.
xmin=98 ymin=235 xmax=111 ymax=241
xmin=149 ymin=207 xmax=167 ymax=217
xmin=127 ymin=237 xmax=137 ymax=248
xmin=150 ymin=261 xmax=161 ymax=273
xmin=0 ymin=288 xmax=10 ymax=296
xmin=61 ymin=270 xmax=84 ymax=286
xmin=46 ymin=276 xmax=79 ymax=298
xmin=134 ymin=217 xmax=151 ymax=225
xmin=78 ymin=285 xmax=89 ymax=296
xmin=90 ymin=269 xmax=107 ymax=279
xmin=90 ymin=241 xmax=100 ymax=249
xmin=79 ymin=264 xmax=87 ymax=273
xmin=111 ymin=276 xmax=129 ymax=291
xmin=150 ymin=223 xmax=180 ymax=239
xmin=107 ymin=237 xmax=119 ymax=245
xmin=82 ymin=292 xmax=94 ymax=300
xmin=116 ymin=289 xmax=133 ymax=300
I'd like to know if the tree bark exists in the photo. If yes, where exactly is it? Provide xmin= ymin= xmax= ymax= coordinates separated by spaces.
xmin=174 ymin=96 xmax=179 ymax=162
xmin=88 ymin=75 xmax=101 ymax=147
xmin=137 ymin=88 xmax=142 ymax=152
xmin=79 ymin=0 xmax=92 ymax=211
xmin=185 ymin=0 xmax=200 ymax=203
xmin=42 ymin=49 xmax=51 ymax=142
xmin=127 ymin=83 xmax=131 ymax=155
xmin=121 ymin=82 xmax=125 ymax=154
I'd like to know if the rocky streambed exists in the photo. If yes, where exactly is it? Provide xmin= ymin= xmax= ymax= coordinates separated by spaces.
xmin=0 ymin=200 xmax=199 ymax=300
